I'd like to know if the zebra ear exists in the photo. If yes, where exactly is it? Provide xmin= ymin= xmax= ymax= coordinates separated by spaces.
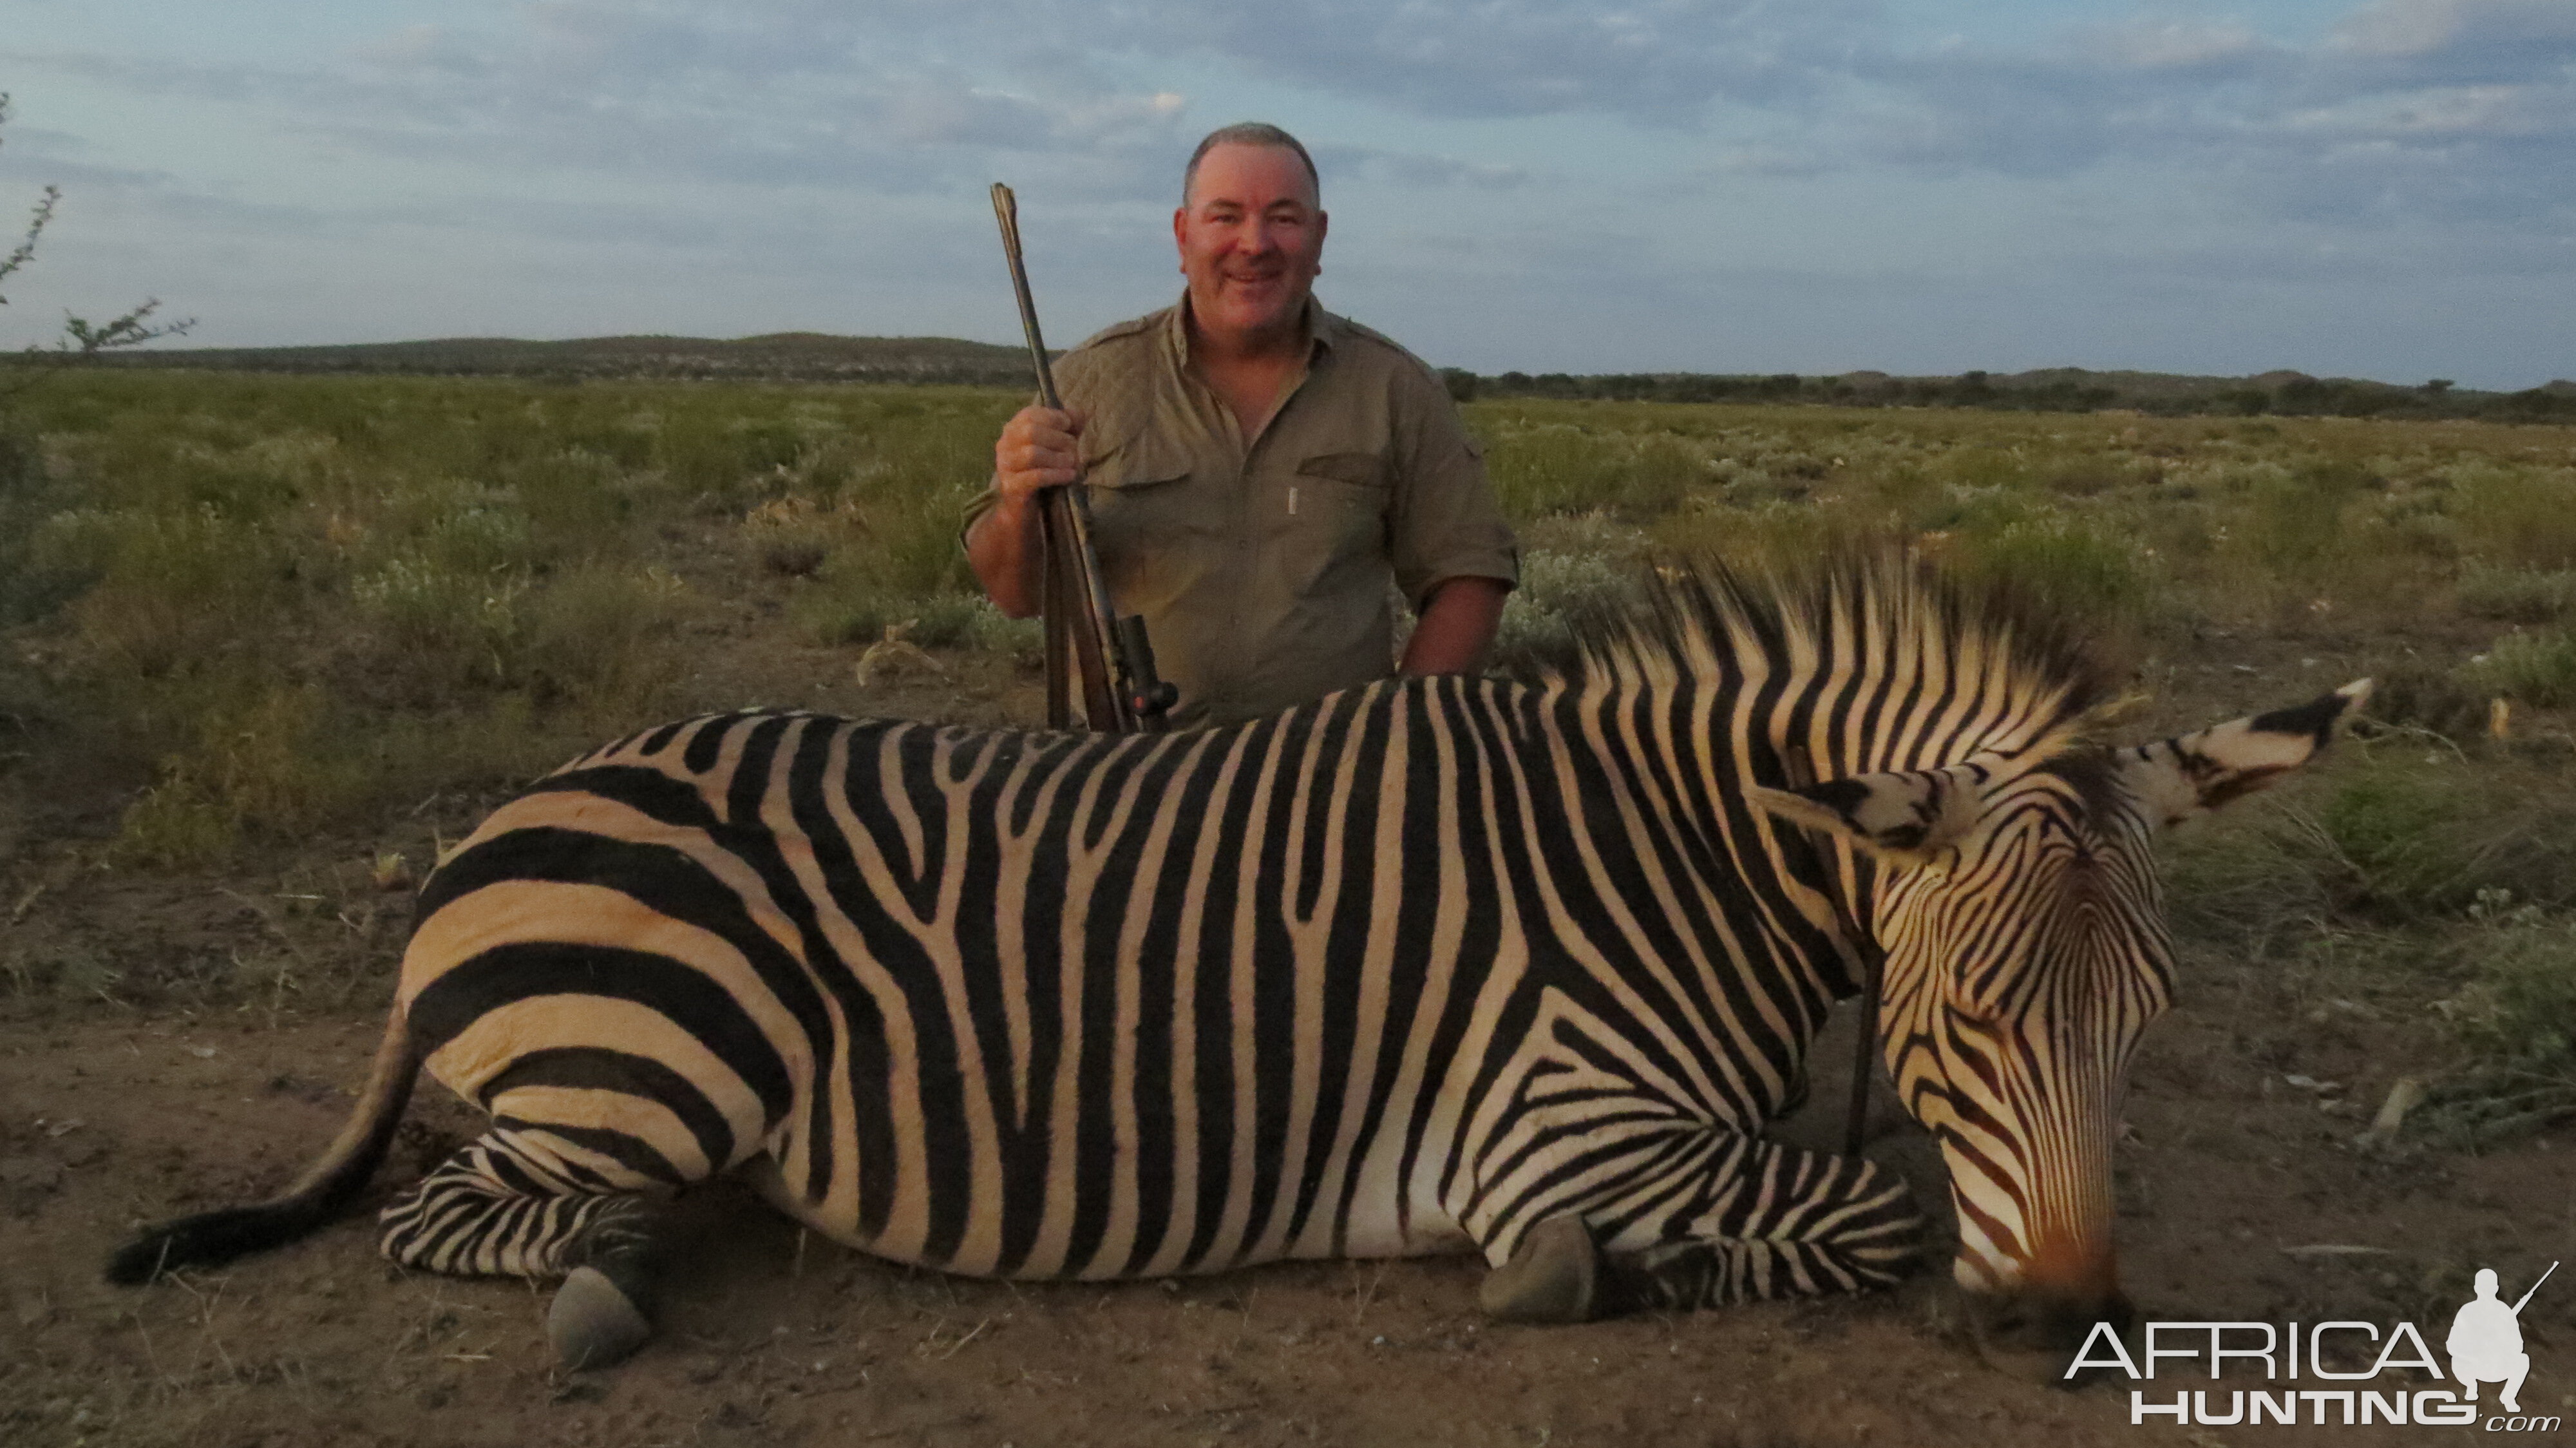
xmin=2121 ymin=678 xmax=2372 ymax=828
xmin=1747 ymin=762 xmax=1987 ymax=867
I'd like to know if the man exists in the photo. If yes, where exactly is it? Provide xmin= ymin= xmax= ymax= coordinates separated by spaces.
xmin=2448 ymin=1268 xmax=2533 ymax=1414
xmin=965 ymin=122 xmax=1517 ymax=729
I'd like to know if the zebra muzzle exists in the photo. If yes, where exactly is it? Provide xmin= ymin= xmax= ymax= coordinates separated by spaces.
xmin=1957 ymin=1255 xmax=2135 ymax=1385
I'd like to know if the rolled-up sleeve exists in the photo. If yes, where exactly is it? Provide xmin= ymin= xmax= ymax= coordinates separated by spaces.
xmin=1388 ymin=369 xmax=1519 ymax=609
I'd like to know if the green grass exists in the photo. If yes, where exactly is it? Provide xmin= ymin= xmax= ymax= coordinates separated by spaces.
xmin=2 ymin=372 xmax=1016 ymax=866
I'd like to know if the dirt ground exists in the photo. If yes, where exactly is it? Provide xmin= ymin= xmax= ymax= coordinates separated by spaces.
xmin=6 ymin=584 xmax=2574 ymax=1447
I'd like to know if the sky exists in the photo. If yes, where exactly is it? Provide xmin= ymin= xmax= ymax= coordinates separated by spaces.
xmin=1 ymin=0 xmax=2570 ymax=388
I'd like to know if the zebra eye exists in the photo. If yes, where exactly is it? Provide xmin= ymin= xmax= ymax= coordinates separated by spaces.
xmin=1747 ymin=758 xmax=1992 ymax=868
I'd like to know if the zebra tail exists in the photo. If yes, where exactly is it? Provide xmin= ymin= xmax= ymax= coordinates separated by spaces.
xmin=105 ymin=1007 xmax=423 ymax=1284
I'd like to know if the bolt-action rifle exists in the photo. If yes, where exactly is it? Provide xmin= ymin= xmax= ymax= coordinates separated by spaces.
xmin=989 ymin=183 xmax=1179 ymax=733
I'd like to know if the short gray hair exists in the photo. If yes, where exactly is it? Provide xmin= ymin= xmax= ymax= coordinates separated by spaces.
xmin=1182 ymin=122 xmax=1320 ymax=207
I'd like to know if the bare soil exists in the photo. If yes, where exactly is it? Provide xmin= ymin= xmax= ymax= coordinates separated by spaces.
xmin=5 ymin=577 xmax=2572 ymax=1447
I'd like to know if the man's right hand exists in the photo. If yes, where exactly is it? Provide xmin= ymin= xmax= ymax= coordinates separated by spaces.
xmin=969 ymin=405 xmax=1087 ymax=619
xmin=994 ymin=405 xmax=1086 ymax=507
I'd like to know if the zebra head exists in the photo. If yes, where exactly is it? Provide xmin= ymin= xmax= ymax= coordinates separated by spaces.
xmin=1751 ymin=679 xmax=2370 ymax=1357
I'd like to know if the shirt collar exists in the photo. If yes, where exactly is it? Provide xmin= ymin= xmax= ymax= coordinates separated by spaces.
xmin=1166 ymin=291 xmax=1336 ymax=370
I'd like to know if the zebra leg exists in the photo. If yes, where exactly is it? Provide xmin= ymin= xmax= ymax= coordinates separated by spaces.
xmin=1478 ymin=1130 xmax=1922 ymax=1322
xmin=377 ymin=1130 xmax=681 ymax=1369
xmin=1601 ymin=1135 xmax=1922 ymax=1311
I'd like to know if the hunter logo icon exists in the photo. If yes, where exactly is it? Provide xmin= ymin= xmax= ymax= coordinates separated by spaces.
xmin=2079 ymin=1260 xmax=2563 ymax=1428
xmin=2452 ymin=1262 xmax=2555 ymax=1415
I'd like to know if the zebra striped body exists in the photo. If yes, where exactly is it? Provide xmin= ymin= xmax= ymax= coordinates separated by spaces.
xmin=397 ymin=667 xmax=1911 ymax=1292
xmin=109 ymin=559 xmax=2365 ymax=1369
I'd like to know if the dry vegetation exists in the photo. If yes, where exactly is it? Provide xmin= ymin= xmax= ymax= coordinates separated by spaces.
xmin=2 ymin=373 xmax=2573 ymax=1445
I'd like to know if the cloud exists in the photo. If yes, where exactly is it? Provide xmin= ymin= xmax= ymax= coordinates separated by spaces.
xmin=1835 ymin=1 xmax=2576 ymax=228
xmin=1124 ymin=0 xmax=1881 ymax=122
xmin=314 ymin=0 xmax=1887 ymax=155
xmin=2088 ymin=16 xmax=2270 ymax=70
xmin=2329 ymin=0 xmax=2576 ymax=69
xmin=1324 ymin=147 xmax=1535 ymax=193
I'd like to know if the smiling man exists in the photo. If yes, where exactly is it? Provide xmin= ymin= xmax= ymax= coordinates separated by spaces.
xmin=965 ymin=122 xmax=1518 ymax=728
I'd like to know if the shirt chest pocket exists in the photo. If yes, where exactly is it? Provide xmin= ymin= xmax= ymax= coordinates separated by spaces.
xmin=1084 ymin=437 xmax=1203 ymax=566
xmin=1290 ymin=451 xmax=1391 ymax=554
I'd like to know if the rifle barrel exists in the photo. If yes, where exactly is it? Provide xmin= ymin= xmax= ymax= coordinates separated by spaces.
xmin=990 ymin=185 xmax=1064 ymax=412
xmin=2511 ymin=1260 xmax=2557 ymax=1315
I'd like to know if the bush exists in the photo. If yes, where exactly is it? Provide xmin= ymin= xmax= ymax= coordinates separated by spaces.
xmin=2476 ymin=629 xmax=2576 ymax=708
xmin=516 ymin=563 xmax=691 ymax=716
xmin=1948 ymin=515 xmax=2153 ymax=639
xmin=2361 ymin=660 xmax=2490 ymax=740
xmin=2445 ymin=893 xmax=2576 ymax=1067
xmin=2422 ymin=891 xmax=2576 ymax=1145
xmin=1485 ymin=423 xmax=1625 ymax=519
xmin=2451 ymin=462 xmax=2576 ymax=571
xmin=109 ymin=683 xmax=366 ymax=870
xmin=1494 ymin=523 xmax=1649 ymax=670
xmin=44 ymin=503 xmax=293 ymax=678
xmin=2457 ymin=566 xmax=2576 ymax=624
xmin=1482 ymin=421 xmax=1710 ymax=522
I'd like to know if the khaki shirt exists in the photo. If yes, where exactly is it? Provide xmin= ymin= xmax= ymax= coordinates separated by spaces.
xmin=969 ymin=295 xmax=1519 ymax=727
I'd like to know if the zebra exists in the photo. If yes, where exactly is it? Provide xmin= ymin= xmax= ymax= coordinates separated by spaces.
xmin=108 ymin=557 xmax=2367 ymax=1371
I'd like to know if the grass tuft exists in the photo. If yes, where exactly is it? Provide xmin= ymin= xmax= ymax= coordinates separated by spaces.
xmin=2475 ymin=629 xmax=2576 ymax=708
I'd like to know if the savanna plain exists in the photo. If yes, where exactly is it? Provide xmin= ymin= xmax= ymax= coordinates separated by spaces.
xmin=3 ymin=371 xmax=2574 ymax=1447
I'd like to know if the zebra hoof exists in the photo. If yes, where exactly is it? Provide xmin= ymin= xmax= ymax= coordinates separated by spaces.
xmin=549 ymin=1266 xmax=653 ymax=1370
xmin=1479 ymin=1217 xmax=1600 ymax=1323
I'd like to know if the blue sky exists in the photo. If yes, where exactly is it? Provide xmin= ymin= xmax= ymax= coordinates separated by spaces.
xmin=3 ymin=1 xmax=2569 ymax=388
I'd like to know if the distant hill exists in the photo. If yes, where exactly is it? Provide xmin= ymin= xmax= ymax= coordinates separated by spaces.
xmin=1460 ymin=364 xmax=2576 ymax=423
xmin=37 ymin=333 xmax=2576 ymax=421
xmin=72 ymin=332 xmax=1044 ymax=386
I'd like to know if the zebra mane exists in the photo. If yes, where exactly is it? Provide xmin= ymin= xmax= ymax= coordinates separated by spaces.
xmin=1536 ymin=549 xmax=2122 ymax=772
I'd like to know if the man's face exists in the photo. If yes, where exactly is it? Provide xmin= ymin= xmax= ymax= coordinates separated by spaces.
xmin=1173 ymin=143 xmax=1327 ymax=348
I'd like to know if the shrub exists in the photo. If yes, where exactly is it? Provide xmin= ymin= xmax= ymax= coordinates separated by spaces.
xmin=2445 ymin=893 xmax=2576 ymax=1067
xmin=2458 ymin=566 xmax=2576 ymax=624
xmin=1485 ymin=423 xmax=1625 ymax=519
xmin=110 ymin=683 xmax=367 ymax=870
xmin=2476 ymin=629 xmax=2576 ymax=708
xmin=1482 ymin=421 xmax=1710 ymax=522
xmin=1948 ymin=515 xmax=2154 ymax=639
xmin=2423 ymin=891 xmax=2576 ymax=1144
xmin=515 ymin=564 xmax=691 ymax=718
xmin=1490 ymin=547 xmax=1643 ymax=674
xmin=352 ymin=553 xmax=526 ymax=686
xmin=2451 ymin=462 xmax=2576 ymax=571
xmin=2320 ymin=752 xmax=2576 ymax=918
xmin=45 ymin=503 xmax=292 ymax=678
xmin=2361 ymin=660 xmax=2490 ymax=740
